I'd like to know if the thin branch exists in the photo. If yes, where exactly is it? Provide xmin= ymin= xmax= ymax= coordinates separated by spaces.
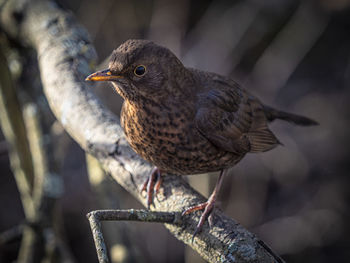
xmin=0 ymin=32 xmax=72 ymax=263
xmin=0 ymin=42 xmax=35 ymax=219
xmin=0 ymin=39 xmax=43 ymax=263
xmin=87 ymin=209 xmax=180 ymax=263
xmin=0 ymin=0 xmax=285 ymax=262
xmin=86 ymin=154 xmax=143 ymax=263
xmin=22 ymin=103 xmax=66 ymax=263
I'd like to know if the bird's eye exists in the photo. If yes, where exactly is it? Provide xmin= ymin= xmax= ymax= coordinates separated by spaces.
xmin=134 ymin=65 xmax=146 ymax=76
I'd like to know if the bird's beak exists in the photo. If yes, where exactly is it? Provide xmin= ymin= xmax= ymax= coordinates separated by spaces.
xmin=85 ymin=69 xmax=123 ymax=81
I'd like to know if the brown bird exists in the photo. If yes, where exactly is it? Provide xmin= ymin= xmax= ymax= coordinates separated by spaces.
xmin=86 ymin=39 xmax=317 ymax=237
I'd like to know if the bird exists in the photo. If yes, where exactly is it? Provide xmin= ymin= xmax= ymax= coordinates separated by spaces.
xmin=85 ymin=39 xmax=318 ymax=237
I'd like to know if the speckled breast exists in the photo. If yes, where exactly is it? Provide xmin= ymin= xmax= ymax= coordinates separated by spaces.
xmin=120 ymin=101 xmax=242 ymax=175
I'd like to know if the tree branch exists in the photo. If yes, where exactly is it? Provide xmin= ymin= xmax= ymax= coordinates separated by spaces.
xmin=85 ymin=154 xmax=143 ymax=263
xmin=87 ymin=209 xmax=180 ymax=263
xmin=0 ymin=0 xmax=285 ymax=262
xmin=0 ymin=39 xmax=35 ymax=219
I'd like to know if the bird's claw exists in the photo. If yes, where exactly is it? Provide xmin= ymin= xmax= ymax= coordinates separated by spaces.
xmin=181 ymin=202 xmax=208 ymax=216
xmin=182 ymin=200 xmax=215 ymax=242
xmin=140 ymin=167 xmax=162 ymax=209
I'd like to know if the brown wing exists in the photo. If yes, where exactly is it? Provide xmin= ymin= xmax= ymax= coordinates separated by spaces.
xmin=195 ymin=78 xmax=280 ymax=154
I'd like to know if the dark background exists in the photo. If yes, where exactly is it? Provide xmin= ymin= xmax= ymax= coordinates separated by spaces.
xmin=1 ymin=0 xmax=349 ymax=262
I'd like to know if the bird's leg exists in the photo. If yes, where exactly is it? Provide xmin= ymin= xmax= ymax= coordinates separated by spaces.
xmin=140 ymin=167 xmax=162 ymax=209
xmin=182 ymin=169 xmax=226 ymax=239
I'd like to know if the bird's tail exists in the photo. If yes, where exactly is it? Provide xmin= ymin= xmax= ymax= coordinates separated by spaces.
xmin=263 ymin=105 xmax=318 ymax=126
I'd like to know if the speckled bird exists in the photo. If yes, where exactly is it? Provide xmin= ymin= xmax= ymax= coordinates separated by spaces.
xmin=86 ymin=39 xmax=317 ymax=237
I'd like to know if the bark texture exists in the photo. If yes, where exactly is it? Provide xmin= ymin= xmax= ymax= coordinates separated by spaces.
xmin=0 ymin=0 xmax=284 ymax=262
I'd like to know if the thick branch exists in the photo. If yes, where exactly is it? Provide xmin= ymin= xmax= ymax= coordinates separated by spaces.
xmin=0 ymin=0 xmax=284 ymax=262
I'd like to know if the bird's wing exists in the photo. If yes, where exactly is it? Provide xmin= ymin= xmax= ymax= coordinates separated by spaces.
xmin=195 ymin=77 xmax=280 ymax=154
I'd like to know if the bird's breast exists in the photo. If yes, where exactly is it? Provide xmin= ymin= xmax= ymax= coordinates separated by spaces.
xmin=120 ymin=101 xmax=239 ymax=174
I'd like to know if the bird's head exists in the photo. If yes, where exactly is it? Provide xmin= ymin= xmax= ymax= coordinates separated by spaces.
xmin=86 ymin=39 xmax=187 ymax=103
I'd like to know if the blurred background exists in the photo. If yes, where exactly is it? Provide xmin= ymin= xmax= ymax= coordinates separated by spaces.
xmin=0 ymin=0 xmax=349 ymax=262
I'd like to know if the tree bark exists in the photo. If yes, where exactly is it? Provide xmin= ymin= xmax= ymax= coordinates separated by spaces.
xmin=0 ymin=0 xmax=284 ymax=262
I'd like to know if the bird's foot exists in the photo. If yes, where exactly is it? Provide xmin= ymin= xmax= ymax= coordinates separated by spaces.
xmin=182 ymin=195 xmax=216 ymax=241
xmin=182 ymin=169 xmax=226 ymax=241
xmin=140 ymin=167 xmax=162 ymax=209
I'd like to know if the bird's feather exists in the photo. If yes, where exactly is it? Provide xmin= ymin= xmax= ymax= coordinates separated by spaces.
xmin=195 ymin=76 xmax=280 ymax=154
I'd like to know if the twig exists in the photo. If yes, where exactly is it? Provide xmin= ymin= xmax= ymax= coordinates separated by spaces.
xmin=86 ymin=209 xmax=180 ymax=263
xmin=0 ymin=39 xmax=43 ymax=263
xmin=0 ymin=31 xmax=70 ymax=263
xmin=86 ymin=154 xmax=142 ymax=263
xmin=0 ymin=42 xmax=35 ymax=219
xmin=22 ymin=103 xmax=65 ymax=263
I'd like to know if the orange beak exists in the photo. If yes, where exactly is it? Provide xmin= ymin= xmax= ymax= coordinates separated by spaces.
xmin=85 ymin=69 xmax=123 ymax=81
